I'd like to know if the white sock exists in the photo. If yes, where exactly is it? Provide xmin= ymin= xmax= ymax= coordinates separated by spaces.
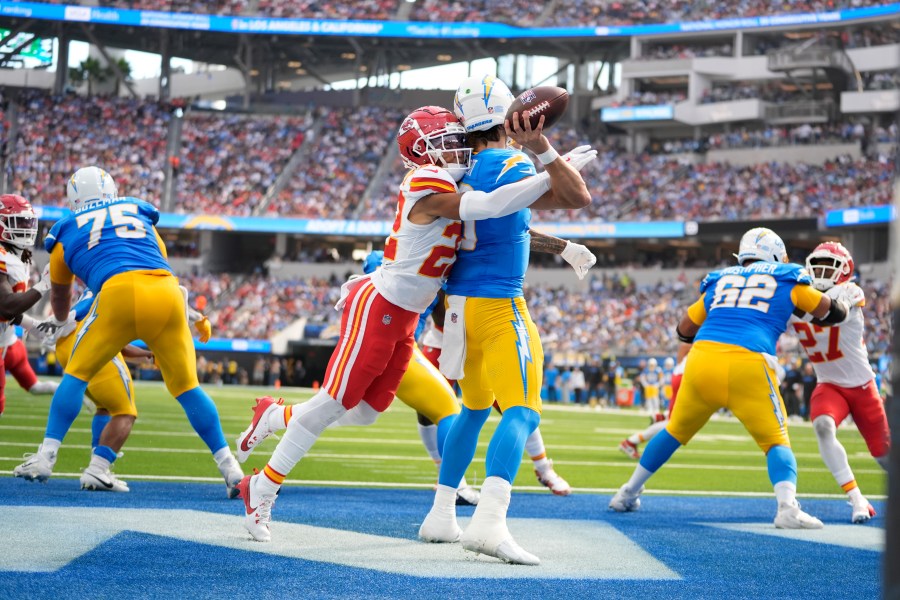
xmin=41 ymin=438 xmax=62 ymax=455
xmin=846 ymin=486 xmax=864 ymax=504
xmin=267 ymin=404 xmax=288 ymax=432
xmin=626 ymin=433 xmax=641 ymax=445
xmin=418 ymin=423 xmax=441 ymax=463
xmin=774 ymin=480 xmax=797 ymax=506
xmin=625 ymin=464 xmax=653 ymax=493
xmin=213 ymin=447 xmax=232 ymax=466
xmin=470 ymin=476 xmax=511 ymax=525
xmin=524 ymin=429 xmax=546 ymax=460
xmin=89 ymin=453 xmax=111 ymax=471
xmin=432 ymin=483 xmax=458 ymax=512
xmin=253 ymin=470 xmax=280 ymax=499
xmin=532 ymin=457 xmax=550 ymax=472
xmin=260 ymin=391 xmax=346 ymax=493
xmin=813 ymin=416 xmax=855 ymax=487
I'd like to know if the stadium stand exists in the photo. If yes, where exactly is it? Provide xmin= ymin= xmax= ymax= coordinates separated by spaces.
xmin=174 ymin=111 xmax=312 ymax=215
xmin=10 ymin=93 xmax=171 ymax=207
xmin=13 ymin=0 xmax=893 ymax=23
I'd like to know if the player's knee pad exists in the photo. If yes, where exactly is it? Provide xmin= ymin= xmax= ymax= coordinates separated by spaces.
xmin=292 ymin=390 xmax=346 ymax=436
xmin=813 ymin=415 xmax=837 ymax=439
xmin=416 ymin=412 xmax=434 ymax=427
xmin=340 ymin=401 xmax=380 ymax=427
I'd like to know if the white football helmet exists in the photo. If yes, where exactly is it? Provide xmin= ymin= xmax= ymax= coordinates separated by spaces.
xmin=663 ymin=357 xmax=675 ymax=370
xmin=647 ymin=358 xmax=658 ymax=370
xmin=453 ymin=75 xmax=515 ymax=133
xmin=66 ymin=166 xmax=117 ymax=211
xmin=734 ymin=227 xmax=787 ymax=265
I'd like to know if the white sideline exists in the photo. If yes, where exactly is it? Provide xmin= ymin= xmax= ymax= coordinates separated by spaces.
xmin=1 ymin=470 xmax=884 ymax=499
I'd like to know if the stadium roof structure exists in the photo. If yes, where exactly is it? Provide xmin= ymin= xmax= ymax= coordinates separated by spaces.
xmin=0 ymin=12 xmax=629 ymax=96
xmin=0 ymin=2 xmax=897 ymax=97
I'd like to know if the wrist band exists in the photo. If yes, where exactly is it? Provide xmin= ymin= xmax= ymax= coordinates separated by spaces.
xmin=536 ymin=147 xmax=559 ymax=165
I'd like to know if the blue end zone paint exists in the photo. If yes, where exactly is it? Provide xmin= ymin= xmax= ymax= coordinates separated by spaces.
xmin=0 ymin=479 xmax=881 ymax=599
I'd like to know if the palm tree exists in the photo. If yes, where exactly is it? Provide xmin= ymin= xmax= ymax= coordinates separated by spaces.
xmin=109 ymin=57 xmax=132 ymax=94
xmin=68 ymin=57 xmax=109 ymax=96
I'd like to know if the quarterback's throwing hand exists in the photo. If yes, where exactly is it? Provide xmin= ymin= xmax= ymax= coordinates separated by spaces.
xmin=561 ymin=241 xmax=596 ymax=280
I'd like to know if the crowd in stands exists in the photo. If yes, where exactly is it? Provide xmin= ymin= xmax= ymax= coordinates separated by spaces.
xmin=182 ymin=272 xmax=341 ymax=340
xmin=174 ymin=111 xmax=310 ymax=215
xmin=647 ymin=121 xmax=889 ymax=153
xmin=178 ymin=270 xmax=892 ymax=373
xmin=614 ymin=90 xmax=687 ymax=106
xmin=10 ymin=93 xmax=171 ymax=207
xmin=638 ymin=43 xmax=733 ymax=61
xmin=253 ymin=0 xmax=398 ymax=19
xmin=699 ymin=84 xmax=761 ymax=104
xmin=266 ymin=106 xmax=404 ymax=219
xmin=569 ymin=146 xmax=893 ymax=222
xmin=19 ymin=0 xmax=893 ymax=24
xmin=5 ymin=92 xmax=895 ymax=223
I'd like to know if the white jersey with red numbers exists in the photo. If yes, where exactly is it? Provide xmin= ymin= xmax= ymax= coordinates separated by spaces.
xmin=370 ymin=166 xmax=463 ymax=314
xmin=790 ymin=282 xmax=874 ymax=387
xmin=0 ymin=247 xmax=29 ymax=347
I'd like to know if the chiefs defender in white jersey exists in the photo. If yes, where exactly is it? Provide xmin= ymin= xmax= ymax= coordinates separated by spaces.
xmin=791 ymin=242 xmax=889 ymax=523
xmin=234 ymin=105 xmax=589 ymax=542
xmin=0 ymin=194 xmax=57 ymax=416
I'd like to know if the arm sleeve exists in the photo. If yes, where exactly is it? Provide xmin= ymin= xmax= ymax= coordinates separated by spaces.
xmin=49 ymin=243 xmax=75 ymax=285
xmin=686 ymin=295 xmax=707 ymax=326
xmin=790 ymin=284 xmax=823 ymax=314
xmin=458 ymin=172 xmax=551 ymax=221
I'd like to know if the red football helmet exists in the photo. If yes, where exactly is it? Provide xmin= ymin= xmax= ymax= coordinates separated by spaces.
xmin=397 ymin=106 xmax=471 ymax=181
xmin=806 ymin=241 xmax=854 ymax=291
xmin=0 ymin=194 xmax=37 ymax=249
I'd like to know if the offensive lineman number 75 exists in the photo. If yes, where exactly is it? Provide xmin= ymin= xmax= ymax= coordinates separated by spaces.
xmin=75 ymin=203 xmax=148 ymax=249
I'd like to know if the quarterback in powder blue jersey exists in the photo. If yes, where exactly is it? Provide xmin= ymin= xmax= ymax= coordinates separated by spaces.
xmin=419 ymin=75 xmax=596 ymax=565
xmin=14 ymin=166 xmax=243 ymax=497
xmin=610 ymin=228 xmax=851 ymax=529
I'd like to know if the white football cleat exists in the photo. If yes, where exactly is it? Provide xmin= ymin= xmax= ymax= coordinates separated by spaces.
xmin=13 ymin=447 xmax=57 ymax=483
xmin=460 ymin=519 xmax=540 ymax=566
xmin=80 ymin=465 xmax=129 ymax=492
xmin=535 ymin=460 xmax=572 ymax=496
xmin=419 ymin=507 xmax=462 ymax=543
xmin=456 ymin=483 xmax=480 ymax=506
xmin=218 ymin=453 xmax=245 ymax=499
xmin=850 ymin=498 xmax=876 ymax=524
xmin=236 ymin=396 xmax=284 ymax=463
xmin=774 ymin=501 xmax=824 ymax=529
xmin=609 ymin=484 xmax=643 ymax=512
xmin=238 ymin=474 xmax=276 ymax=542
xmin=28 ymin=381 xmax=59 ymax=395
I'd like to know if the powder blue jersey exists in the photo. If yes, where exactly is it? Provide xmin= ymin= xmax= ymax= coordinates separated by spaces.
xmin=694 ymin=262 xmax=813 ymax=355
xmin=446 ymin=148 xmax=536 ymax=298
xmin=45 ymin=197 xmax=172 ymax=291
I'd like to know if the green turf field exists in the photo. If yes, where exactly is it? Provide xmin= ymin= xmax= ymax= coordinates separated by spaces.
xmin=0 ymin=380 xmax=887 ymax=498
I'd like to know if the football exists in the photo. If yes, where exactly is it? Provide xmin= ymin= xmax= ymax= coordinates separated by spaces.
xmin=506 ymin=86 xmax=569 ymax=131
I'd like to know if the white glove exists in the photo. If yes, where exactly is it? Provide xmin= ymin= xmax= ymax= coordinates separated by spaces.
xmin=562 ymin=145 xmax=598 ymax=172
xmin=825 ymin=283 xmax=864 ymax=307
xmin=31 ymin=264 xmax=52 ymax=295
xmin=561 ymin=241 xmax=596 ymax=280
xmin=36 ymin=315 xmax=75 ymax=352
